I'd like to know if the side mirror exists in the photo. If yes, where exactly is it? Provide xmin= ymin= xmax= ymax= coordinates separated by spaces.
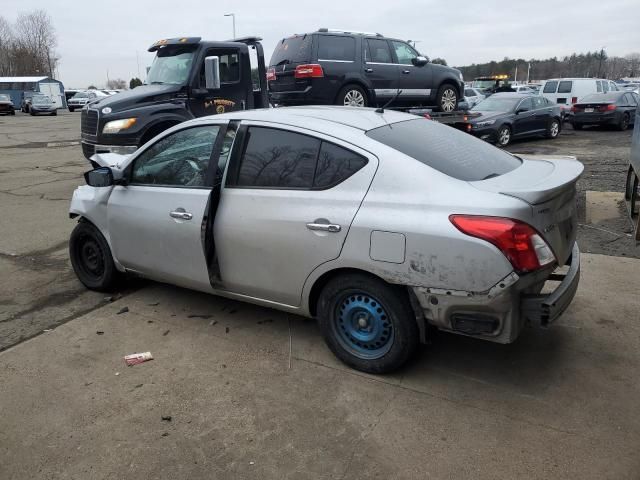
xmin=204 ymin=56 xmax=221 ymax=90
xmin=412 ymin=56 xmax=428 ymax=67
xmin=515 ymin=108 xmax=528 ymax=115
xmin=84 ymin=167 xmax=114 ymax=187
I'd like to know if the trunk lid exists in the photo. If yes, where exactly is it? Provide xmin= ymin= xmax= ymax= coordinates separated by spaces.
xmin=470 ymin=156 xmax=584 ymax=265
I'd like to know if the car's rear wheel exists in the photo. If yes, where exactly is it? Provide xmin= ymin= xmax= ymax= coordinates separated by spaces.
xmin=69 ymin=107 xmax=75 ymax=112
xmin=572 ymin=122 xmax=583 ymax=130
xmin=496 ymin=125 xmax=511 ymax=147
xmin=10 ymin=109 xmax=15 ymax=115
xmin=317 ymin=273 xmax=419 ymax=373
xmin=69 ymin=221 xmax=120 ymax=291
xmin=52 ymin=111 xmax=57 ymax=116
xmin=436 ymin=84 xmax=458 ymax=112
xmin=546 ymin=118 xmax=560 ymax=139
xmin=336 ymin=85 xmax=368 ymax=107
xmin=618 ymin=113 xmax=630 ymax=131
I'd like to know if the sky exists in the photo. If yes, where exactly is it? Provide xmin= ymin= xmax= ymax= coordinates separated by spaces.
xmin=3 ymin=0 xmax=640 ymax=88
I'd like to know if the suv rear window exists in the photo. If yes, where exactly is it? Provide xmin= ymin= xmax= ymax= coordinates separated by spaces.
xmin=543 ymin=81 xmax=558 ymax=93
xmin=557 ymin=81 xmax=573 ymax=93
xmin=366 ymin=119 xmax=521 ymax=181
xmin=317 ymin=35 xmax=355 ymax=61
xmin=270 ymin=35 xmax=313 ymax=66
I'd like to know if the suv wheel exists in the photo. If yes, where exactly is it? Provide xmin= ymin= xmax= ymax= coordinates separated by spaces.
xmin=336 ymin=85 xmax=367 ymax=107
xmin=317 ymin=273 xmax=419 ymax=373
xmin=436 ymin=84 xmax=458 ymax=112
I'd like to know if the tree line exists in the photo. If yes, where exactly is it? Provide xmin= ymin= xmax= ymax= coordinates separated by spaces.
xmin=0 ymin=10 xmax=59 ymax=77
xmin=455 ymin=51 xmax=640 ymax=82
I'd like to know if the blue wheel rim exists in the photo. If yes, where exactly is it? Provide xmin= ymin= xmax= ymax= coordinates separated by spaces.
xmin=333 ymin=292 xmax=394 ymax=360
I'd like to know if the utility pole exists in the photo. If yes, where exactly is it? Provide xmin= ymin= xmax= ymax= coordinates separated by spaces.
xmin=597 ymin=46 xmax=606 ymax=78
xmin=224 ymin=13 xmax=236 ymax=39
xmin=514 ymin=64 xmax=518 ymax=83
xmin=46 ymin=47 xmax=53 ymax=78
xmin=526 ymin=62 xmax=531 ymax=83
xmin=136 ymin=51 xmax=141 ymax=78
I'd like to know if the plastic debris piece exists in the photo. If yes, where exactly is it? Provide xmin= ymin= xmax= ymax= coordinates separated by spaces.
xmin=188 ymin=314 xmax=212 ymax=319
xmin=124 ymin=351 xmax=153 ymax=366
xmin=115 ymin=372 xmax=120 ymax=376
xmin=162 ymin=330 xmax=170 ymax=336
xmin=225 ymin=327 xmax=230 ymax=334
xmin=161 ymin=415 xmax=172 ymax=422
xmin=209 ymin=320 xmax=218 ymax=326
xmin=96 ymin=331 xmax=104 ymax=335
xmin=117 ymin=306 xmax=129 ymax=315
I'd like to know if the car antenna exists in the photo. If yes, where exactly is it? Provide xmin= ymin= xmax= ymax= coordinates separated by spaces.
xmin=375 ymin=89 xmax=403 ymax=114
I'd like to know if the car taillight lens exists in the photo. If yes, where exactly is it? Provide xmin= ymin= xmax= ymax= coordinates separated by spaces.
xmin=266 ymin=67 xmax=276 ymax=82
xmin=600 ymin=104 xmax=617 ymax=111
xmin=571 ymin=105 xmax=582 ymax=112
xmin=449 ymin=215 xmax=556 ymax=273
xmin=571 ymin=97 xmax=578 ymax=104
xmin=294 ymin=64 xmax=324 ymax=79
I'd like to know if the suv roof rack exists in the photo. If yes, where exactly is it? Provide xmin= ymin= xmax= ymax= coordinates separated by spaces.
xmin=317 ymin=28 xmax=383 ymax=37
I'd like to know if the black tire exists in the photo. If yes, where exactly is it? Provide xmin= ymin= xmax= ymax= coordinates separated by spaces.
xmin=546 ymin=118 xmax=561 ymax=139
xmin=435 ymin=83 xmax=458 ymax=112
xmin=68 ymin=107 xmax=75 ymax=112
xmin=496 ymin=125 xmax=511 ymax=147
xmin=336 ymin=84 xmax=368 ymax=107
xmin=52 ymin=111 xmax=57 ymax=116
xmin=317 ymin=273 xmax=419 ymax=374
xmin=618 ymin=113 xmax=630 ymax=131
xmin=30 ymin=111 xmax=35 ymax=116
xmin=10 ymin=109 xmax=15 ymax=115
xmin=69 ymin=221 xmax=120 ymax=291
xmin=572 ymin=122 xmax=583 ymax=130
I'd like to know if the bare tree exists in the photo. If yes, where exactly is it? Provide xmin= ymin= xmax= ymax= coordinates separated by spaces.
xmin=106 ymin=78 xmax=127 ymax=90
xmin=626 ymin=53 xmax=640 ymax=78
xmin=12 ymin=10 xmax=58 ymax=76
xmin=0 ymin=16 xmax=14 ymax=76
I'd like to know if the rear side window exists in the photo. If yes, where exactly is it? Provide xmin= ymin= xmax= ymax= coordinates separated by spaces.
xmin=596 ymin=81 xmax=603 ymax=92
xmin=317 ymin=35 xmax=355 ymax=61
xmin=314 ymin=142 xmax=367 ymax=189
xmin=270 ymin=35 xmax=313 ymax=66
xmin=557 ymin=81 xmax=572 ymax=93
xmin=236 ymin=127 xmax=319 ymax=188
xmin=543 ymin=81 xmax=558 ymax=93
xmin=366 ymin=119 xmax=521 ymax=181
xmin=365 ymin=39 xmax=392 ymax=63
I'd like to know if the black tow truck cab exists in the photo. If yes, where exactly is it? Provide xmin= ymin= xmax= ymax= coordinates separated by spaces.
xmin=80 ymin=36 xmax=268 ymax=160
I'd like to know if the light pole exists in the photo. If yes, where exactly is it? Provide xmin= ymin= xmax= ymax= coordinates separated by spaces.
xmin=224 ymin=13 xmax=236 ymax=39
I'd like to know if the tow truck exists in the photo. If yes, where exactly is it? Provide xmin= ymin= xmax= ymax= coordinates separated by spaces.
xmin=625 ymin=105 xmax=640 ymax=243
xmin=80 ymin=36 xmax=268 ymax=160
xmin=471 ymin=74 xmax=511 ymax=95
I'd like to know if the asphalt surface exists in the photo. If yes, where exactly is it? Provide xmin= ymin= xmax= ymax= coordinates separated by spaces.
xmin=1 ymin=110 xmax=639 ymax=479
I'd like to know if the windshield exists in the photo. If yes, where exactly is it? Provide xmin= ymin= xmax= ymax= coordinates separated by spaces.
xmin=0 ymin=94 xmax=10 ymax=101
xmin=32 ymin=96 xmax=50 ymax=105
xmin=366 ymin=119 xmax=521 ymax=181
xmin=147 ymin=47 xmax=195 ymax=85
xmin=72 ymin=92 xmax=88 ymax=99
xmin=472 ymin=80 xmax=497 ymax=89
xmin=472 ymin=96 xmax=519 ymax=111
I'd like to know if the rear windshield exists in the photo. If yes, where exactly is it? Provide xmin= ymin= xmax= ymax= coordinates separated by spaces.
xmin=581 ymin=93 xmax=622 ymax=103
xmin=270 ymin=35 xmax=313 ymax=66
xmin=543 ymin=81 xmax=558 ymax=93
xmin=366 ymin=119 xmax=522 ymax=181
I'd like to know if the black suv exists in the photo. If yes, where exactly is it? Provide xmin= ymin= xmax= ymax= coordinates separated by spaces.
xmin=267 ymin=29 xmax=464 ymax=111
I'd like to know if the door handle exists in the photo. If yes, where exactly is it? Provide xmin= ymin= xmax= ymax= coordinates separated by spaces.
xmin=402 ymin=70 xmax=410 ymax=74
xmin=306 ymin=222 xmax=341 ymax=233
xmin=170 ymin=210 xmax=193 ymax=220
xmin=365 ymin=68 xmax=373 ymax=73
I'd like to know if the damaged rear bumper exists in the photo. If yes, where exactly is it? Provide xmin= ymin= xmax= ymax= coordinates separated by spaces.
xmin=412 ymin=243 xmax=580 ymax=344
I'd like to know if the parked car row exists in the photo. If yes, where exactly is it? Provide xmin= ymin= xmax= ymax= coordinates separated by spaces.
xmin=0 ymin=94 xmax=15 ymax=115
xmin=68 ymin=90 xmax=109 ymax=112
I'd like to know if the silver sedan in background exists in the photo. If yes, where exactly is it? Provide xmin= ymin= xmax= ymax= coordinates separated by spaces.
xmin=69 ymin=107 xmax=582 ymax=373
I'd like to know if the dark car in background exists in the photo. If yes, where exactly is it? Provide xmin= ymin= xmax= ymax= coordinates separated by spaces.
xmin=571 ymin=92 xmax=639 ymax=131
xmin=29 ymin=95 xmax=57 ymax=116
xmin=267 ymin=29 xmax=465 ymax=112
xmin=0 ymin=94 xmax=15 ymax=115
xmin=464 ymin=93 xmax=562 ymax=147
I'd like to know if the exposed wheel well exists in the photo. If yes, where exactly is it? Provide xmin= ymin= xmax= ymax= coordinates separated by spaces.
xmin=139 ymin=121 xmax=180 ymax=146
xmin=437 ymin=80 xmax=461 ymax=97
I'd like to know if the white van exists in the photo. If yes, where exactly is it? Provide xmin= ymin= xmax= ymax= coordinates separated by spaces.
xmin=540 ymin=78 xmax=621 ymax=113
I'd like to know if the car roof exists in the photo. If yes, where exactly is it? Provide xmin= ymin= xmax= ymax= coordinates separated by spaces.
xmin=490 ymin=93 xmax=534 ymax=99
xmin=207 ymin=106 xmax=416 ymax=132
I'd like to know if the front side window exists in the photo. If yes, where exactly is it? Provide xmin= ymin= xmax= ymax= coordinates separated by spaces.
xmin=517 ymin=98 xmax=534 ymax=111
xmin=236 ymin=127 xmax=320 ymax=188
xmin=130 ymin=126 xmax=219 ymax=187
xmin=366 ymin=119 xmax=521 ymax=181
xmin=557 ymin=81 xmax=573 ymax=94
xmin=365 ymin=39 xmax=392 ymax=63
xmin=543 ymin=81 xmax=558 ymax=93
xmin=532 ymin=97 xmax=546 ymax=109
xmin=317 ymin=36 xmax=355 ymax=61
xmin=391 ymin=41 xmax=418 ymax=65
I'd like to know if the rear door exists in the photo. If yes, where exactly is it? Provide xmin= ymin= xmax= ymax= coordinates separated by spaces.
xmin=214 ymin=123 xmax=377 ymax=306
xmin=363 ymin=38 xmax=399 ymax=104
xmin=390 ymin=40 xmax=431 ymax=105
xmin=107 ymin=124 xmax=221 ymax=291
xmin=189 ymin=47 xmax=248 ymax=117
xmin=532 ymin=96 xmax=553 ymax=131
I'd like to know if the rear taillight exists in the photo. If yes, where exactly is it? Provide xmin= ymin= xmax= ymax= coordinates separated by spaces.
xmin=600 ymin=104 xmax=617 ymax=111
xmin=449 ymin=215 xmax=556 ymax=273
xmin=266 ymin=67 xmax=276 ymax=82
xmin=294 ymin=64 xmax=324 ymax=79
xmin=571 ymin=97 xmax=578 ymax=104
xmin=571 ymin=105 xmax=582 ymax=113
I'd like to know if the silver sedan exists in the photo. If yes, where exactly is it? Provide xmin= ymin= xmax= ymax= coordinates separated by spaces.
xmin=69 ymin=107 xmax=583 ymax=373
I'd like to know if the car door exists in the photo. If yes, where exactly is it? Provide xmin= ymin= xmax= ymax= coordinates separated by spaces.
xmin=214 ymin=123 xmax=377 ymax=306
xmin=390 ymin=40 xmax=432 ymax=105
xmin=189 ymin=48 xmax=247 ymax=118
xmin=363 ymin=38 xmax=399 ymax=103
xmin=107 ymin=124 xmax=222 ymax=291
xmin=532 ymin=96 xmax=552 ymax=131
xmin=512 ymin=97 xmax=536 ymax=136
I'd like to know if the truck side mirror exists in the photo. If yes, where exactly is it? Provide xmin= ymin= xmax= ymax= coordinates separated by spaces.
xmin=204 ymin=56 xmax=221 ymax=90
xmin=412 ymin=56 xmax=429 ymax=67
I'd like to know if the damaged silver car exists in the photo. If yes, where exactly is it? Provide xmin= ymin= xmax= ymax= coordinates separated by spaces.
xmin=69 ymin=107 xmax=582 ymax=373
